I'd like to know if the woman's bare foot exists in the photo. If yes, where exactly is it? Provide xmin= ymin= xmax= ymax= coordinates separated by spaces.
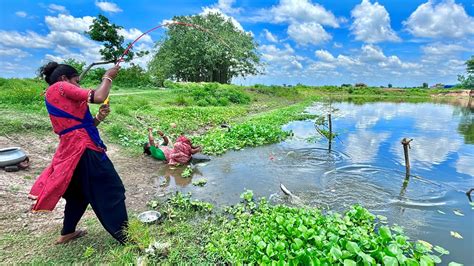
xmin=55 ymin=230 xmax=87 ymax=244
xmin=27 ymin=194 xmax=38 ymax=200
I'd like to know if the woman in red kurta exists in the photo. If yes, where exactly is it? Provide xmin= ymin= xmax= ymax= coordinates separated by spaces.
xmin=29 ymin=62 xmax=128 ymax=244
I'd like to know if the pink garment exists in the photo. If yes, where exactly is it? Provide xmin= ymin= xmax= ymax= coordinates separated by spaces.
xmin=161 ymin=136 xmax=193 ymax=165
xmin=29 ymin=82 xmax=101 ymax=211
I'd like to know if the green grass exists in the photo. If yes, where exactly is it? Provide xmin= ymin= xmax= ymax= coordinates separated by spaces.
xmin=1 ymin=192 xmax=454 ymax=264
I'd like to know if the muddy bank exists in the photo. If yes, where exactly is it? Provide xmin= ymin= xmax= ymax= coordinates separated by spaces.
xmin=0 ymin=134 xmax=163 ymax=236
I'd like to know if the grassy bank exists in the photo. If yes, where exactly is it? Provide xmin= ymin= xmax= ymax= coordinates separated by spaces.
xmin=1 ymin=192 xmax=454 ymax=264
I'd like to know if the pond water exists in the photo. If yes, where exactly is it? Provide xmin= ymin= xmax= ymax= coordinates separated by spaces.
xmin=156 ymin=100 xmax=474 ymax=264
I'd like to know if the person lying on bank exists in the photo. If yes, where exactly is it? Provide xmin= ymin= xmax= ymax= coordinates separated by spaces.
xmin=143 ymin=128 xmax=202 ymax=165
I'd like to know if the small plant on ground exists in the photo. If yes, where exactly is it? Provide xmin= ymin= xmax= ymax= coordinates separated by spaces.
xmin=181 ymin=166 xmax=193 ymax=178
xmin=192 ymin=178 xmax=207 ymax=187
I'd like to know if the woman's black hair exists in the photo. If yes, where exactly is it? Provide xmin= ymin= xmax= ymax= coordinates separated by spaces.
xmin=39 ymin=61 xmax=79 ymax=85
xmin=143 ymin=142 xmax=151 ymax=155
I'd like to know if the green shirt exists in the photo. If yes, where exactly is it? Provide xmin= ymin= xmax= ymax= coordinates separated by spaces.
xmin=150 ymin=146 xmax=166 ymax=161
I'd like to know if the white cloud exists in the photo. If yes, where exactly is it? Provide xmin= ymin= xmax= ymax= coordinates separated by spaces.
xmin=350 ymin=0 xmax=400 ymax=43
xmin=315 ymin=49 xmax=335 ymax=62
xmin=404 ymin=0 xmax=474 ymax=38
xmin=15 ymin=11 xmax=27 ymax=18
xmin=421 ymin=42 xmax=469 ymax=56
xmin=0 ymin=47 xmax=31 ymax=59
xmin=360 ymin=44 xmax=387 ymax=61
xmin=360 ymin=44 xmax=420 ymax=69
xmin=118 ymin=28 xmax=153 ymax=43
xmin=287 ymin=22 xmax=332 ymax=45
xmin=47 ymin=31 xmax=94 ymax=49
xmin=0 ymin=61 xmax=34 ymax=76
xmin=267 ymin=0 xmax=339 ymax=27
xmin=263 ymin=29 xmax=278 ymax=43
xmin=95 ymin=1 xmax=123 ymax=13
xmin=260 ymin=44 xmax=304 ymax=73
xmin=0 ymin=30 xmax=52 ymax=48
xmin=211 ymin=0 xmax=242 ymax=14
xmin=48 ymin=4 xmax=68 ymax=14
xmin=45 ymin=14 xmax=94 ymax=33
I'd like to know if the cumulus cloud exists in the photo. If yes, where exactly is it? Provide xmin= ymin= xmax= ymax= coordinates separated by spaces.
xmin=211 ymin=0 xmax=242 ymax=14
xmin=315 ymin=49 xmax=335 ymax=62
xmin=118 ymin=28 xmax=153 ymax=43
xmin=249 ymin=0 xmax=339 ymax=46
xmin=0 ymin=30 xmax=52 ymax=48
xmin=404 ymin=0 xmax=474 ymax=38
xmin=48 ymin=4 xmax=68 ymax=14
xmin=15 ymin=11 xmax=27 ymax=18
xmin=421 ymin=42 xmax=470 ymax=56
xmin=260 ymin=43 xmax=304 ymax=73
xmin=0 ymin=47 xmax=31 ymax=59
xmin=263 ymin=29 xmax=278 ymax=43
xmin=267 ymin=0 xmax=339 ymax=27
xmin=350 ymin=0 xmax=400 ymax=43
xmin=287 ymin=22 xmax=332 ymax=45
xmin=95 ymin=1 xmax=123 ymax=13
xmin=45 ymin=14 xmax=94 ymax=33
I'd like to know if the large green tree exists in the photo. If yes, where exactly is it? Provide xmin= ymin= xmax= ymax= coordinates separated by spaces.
xmin=149 ymin=12 xmax=261 ymax=84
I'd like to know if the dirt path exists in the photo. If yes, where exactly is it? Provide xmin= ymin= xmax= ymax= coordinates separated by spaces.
xmin=0 ymin=133 xmax=166 ymax=236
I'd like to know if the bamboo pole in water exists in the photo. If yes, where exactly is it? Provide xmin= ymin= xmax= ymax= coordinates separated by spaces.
xmin=401 ymin=138 xmax=413 ymax=177
xmin=328 ymin=113 xmax=332 ymax=151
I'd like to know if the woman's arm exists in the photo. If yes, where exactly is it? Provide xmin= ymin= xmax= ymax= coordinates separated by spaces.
xmin=190 ymin=147 xmax=202 ymax=154
xmin=157 ymin=131 xmax=169 ymax=146
xmin=92 ymin=66 xmax=120 ymax=103
xmin=148 ymin=128 xmax=156 ymax=147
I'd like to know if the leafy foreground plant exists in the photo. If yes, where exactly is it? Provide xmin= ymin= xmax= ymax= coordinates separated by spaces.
xmin=206 ymin=191 xmax=452 ymax=265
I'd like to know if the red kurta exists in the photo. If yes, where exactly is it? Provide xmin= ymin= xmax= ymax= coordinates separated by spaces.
xmin=29 ymin=82 xmax=102 ymax=211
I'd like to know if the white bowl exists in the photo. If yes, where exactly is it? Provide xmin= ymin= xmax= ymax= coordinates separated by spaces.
xmin=137 ymin=210 xmax=161 ymax=223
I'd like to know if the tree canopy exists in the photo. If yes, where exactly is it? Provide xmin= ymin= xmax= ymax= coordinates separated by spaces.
xmin=149 ymin=12 xmax=261 ymax=84
xmin=457 ymin=55 xmax=474 ymax=89
xmin=86 ymin=14 xmax=134 ymax=64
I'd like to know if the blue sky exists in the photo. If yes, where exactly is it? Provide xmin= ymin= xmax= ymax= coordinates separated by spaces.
xmin=0 ymin=0 xmax=473 ymax=86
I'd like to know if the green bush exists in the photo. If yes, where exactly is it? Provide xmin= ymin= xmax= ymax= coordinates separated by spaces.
xmin=80 ymin=65 xmax=155 ymax=88
xmin=164 ymin=81 xmax=251 ymax=106
xmin=250 ymin=84 xmax=300 ymax=98
xmin=0 ymin=78 xmax=45 ymax=105
xmin=207 ymin=191 xmax=450 ymax=265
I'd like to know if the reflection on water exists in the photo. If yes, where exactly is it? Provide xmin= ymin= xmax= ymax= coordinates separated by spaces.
xmin=156 ymin=101 xmax=474 ymax=264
